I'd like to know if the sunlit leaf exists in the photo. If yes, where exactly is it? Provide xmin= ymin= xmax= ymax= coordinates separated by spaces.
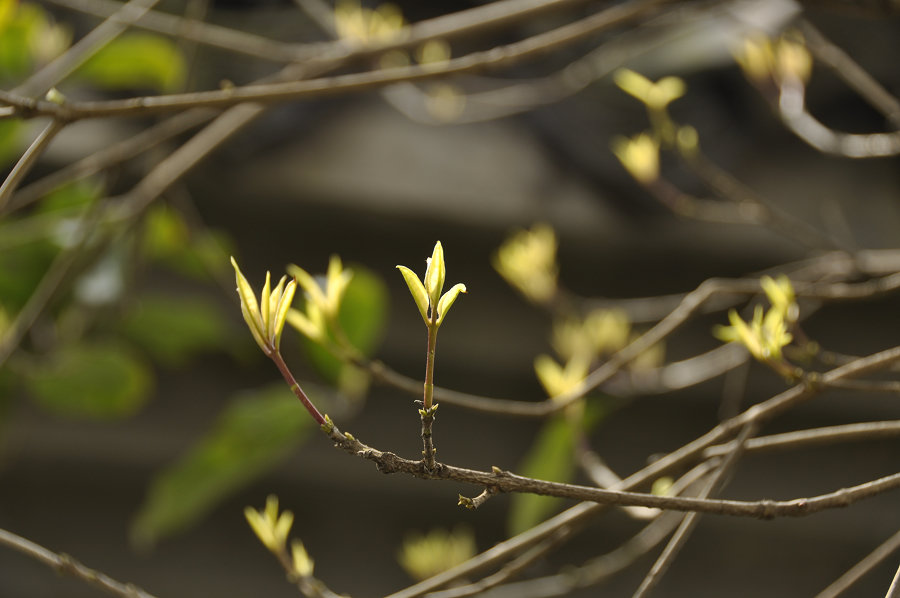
xmin=120 ymin=294 xmax=233 ymax=366
xmin=25 ymin=342 xmax=153 ymax=420
xmin=507 ymin=415 xmax=576 ymax=535
xmin=76 ymin=33 xmax=186 ymax=92
xmin=131 ymin=383 xmax=317 ymax=548
xmin=303 ymin=265 xmax=388 ymax=398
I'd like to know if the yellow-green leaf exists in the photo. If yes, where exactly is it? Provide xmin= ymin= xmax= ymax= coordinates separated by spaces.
xmin=76 ymin=33 xmax=185 ymax=92
xmin=397 ymin=265 xmax=428 ymax=322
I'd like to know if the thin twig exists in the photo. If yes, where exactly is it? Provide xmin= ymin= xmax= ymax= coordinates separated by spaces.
xmin=778 ymin=78 xmax=900 ymax=158
xmin=426 ymin=529 xmax=573 ymax=598
xmin=311 ymin=348 xmax=900 ymax=514
xmin=0 ymin=527 xmax=159 ymax=598
xmin=364 ymin=269 xmax=900 ymax=418
xmin=631 ymin=423 xmax=756 ymax=598
xmin=6 ymin=109 xmax=215 ymax=214
xmin=0 ymin=0 xmax=671 ymax=121
xmin=0 ymin=119 xmax=66 ymax=211
xmin=799 ymin=20 xmax=900 ymax=128
xmin=814 ymin=528 xmax=900 ymax=598
xmin=826 ymin=379 xmax=900 ymax=393
xmin=46 ymin=0 xmax=303 ymax=62
xmin=475 ymin=462 xmax=720 ymax=598
xmin=703 ymin=420 xmax=900 ymax=458
xmin=887 ymin=562 xmax=900 ymax=598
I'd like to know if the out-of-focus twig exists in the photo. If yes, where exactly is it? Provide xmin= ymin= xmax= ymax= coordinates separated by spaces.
xmin=0 ymin=527 xmax=159 ymax=598
xmin=14 ymin=0 xmax=161 ymax=98
xmin=799 ymin=20 xmax=900 ymax=128
xmin=814 ymin=528 xmax=900 ymax=598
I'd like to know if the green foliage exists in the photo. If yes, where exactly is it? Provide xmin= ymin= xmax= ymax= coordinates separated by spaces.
xmin=120 ymin=294 xmax=234 ymax=367
xmin=0 ymin=118 xmax=22 ymax=167
xmin=0 ymin=2 xmax=69 ymax=82
xmin=76 ymin=33 xmax=186 ymax=92
xmin=131 ymin=383 xmax=316 ymax=548
xmin=141 ymin=204 xmax=233 ymax=280
xmin=0 ymin=240 xmax=56 ymax=311
xmin=507 ymin=415 xmax=577 ymax=536
xmin=37 ymin=178 xmax=101 ymax=214
xmin=508 ymin=402 xmax=608 ymax=535
xmin=25 ymin=341 xmax=152 ymax=420
xmin=303 ymin=265 xmax=388 ymax=398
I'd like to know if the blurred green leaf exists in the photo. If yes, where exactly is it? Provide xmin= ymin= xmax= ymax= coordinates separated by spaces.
xmin=0 ymin=3 xmax=69 ymax=82
xmin=141 ymin=204 xmax=189 ymax=259
xmin=121 ymin=294 xmax=233 ymax=367
xmin=140 ymin=204 xmax=233 ymax=280
xmin=37 ymin=178 xmax=102 ymax=213
xmin=76 ymin=33 xmax=185 ymax=92
xmin=508 ymin=415 xmax=576 ymax=535
xmin=303 ymin=265 xmax=388 ymax=398
xmin=0 ymin=119 xmax=21 ymax=166
xmin=131 ymin=383 xmax=315 ymax=548
xmin=25 ymin=341 xmax=153 ymax=420
xmin=0 ymin=240 xmax=58 ymax=311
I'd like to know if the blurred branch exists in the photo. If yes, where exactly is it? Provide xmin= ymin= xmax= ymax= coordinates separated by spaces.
xmin=814 ymin=528 xmax=900 ymax=598
xmin=425 ymin=529 xmax=572 ymax=598
xmin=778 ymin=78 xmax=900 ymax=158
xmin=827 ymin=379 xmax=900 ymax=393
xmin=5 ymin=109 xmax=215 ymax=214
xmin=887 ymin=563 xmax=900 ymax=598
xmin=799 ymin=20 xmax=900 ymax=128
xmin=0 ymin=119 xmax=65 ymax=211
xmin=703 ymin=421 xmax=900 ymax=458
xmin=0 ymin=0 xmax=670 ymax=120
xmin=480 ymin=461 xmax=719 ymax=598
xmin=0 ymin=527 xmax=159 ymax=598
xmin=365 ymin=266 xmax=900 ymax=417
xmin=46 ymin=0 xmax=304 ymax=62
xmin=14 ymin=0 xmax=161 ymax=98
xmin=632 ymin=422 xmax=756 ymax=598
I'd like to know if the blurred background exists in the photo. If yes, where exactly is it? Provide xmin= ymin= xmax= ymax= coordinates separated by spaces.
xmin=0 ymin=0 xmax=899 ymax=596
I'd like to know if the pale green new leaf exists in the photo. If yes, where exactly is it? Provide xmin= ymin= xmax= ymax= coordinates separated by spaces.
xmin=436 ymin=283 xmax=466 ymax=326
xmin=288 ymin=264 xmax=328 ymax=311
xmin=272 ymin=280 xmax=297 ymax=350
xmin=397 ymin=265 xmax=428 ymax=322
xmin=424 ymin=241 xmax=446 ymax=309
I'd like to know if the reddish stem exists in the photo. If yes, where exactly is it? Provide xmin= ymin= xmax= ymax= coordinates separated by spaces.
xmin=270 ymin=350 xmax=327 ymax=426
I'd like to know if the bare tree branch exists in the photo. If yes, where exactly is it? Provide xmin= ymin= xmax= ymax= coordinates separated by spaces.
xmin=0 ymin=527 xmax=159 ymax=598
